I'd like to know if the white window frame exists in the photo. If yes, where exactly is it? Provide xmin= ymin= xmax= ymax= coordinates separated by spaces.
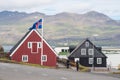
xmin=37 ymin=42 xmax=41 ymax=48
xmin=28 ymin=42 xmax=32 ymax=48
xmin=97 ymin=58 xmax=102 ymax=64
xmin=42 ymin=55 xmax=47 ymax=62
xmin=85 ymin=41 xmax=89 ymax=47
xmin=88 ymin=49 xmax=94 ymax=55
xmin=81 ymin=48 xmax=86 ymax=55
xmin=22 ymin=55 xmax=28 ymax=62
xmin=89 ymin=58 xmax=93 ymax=64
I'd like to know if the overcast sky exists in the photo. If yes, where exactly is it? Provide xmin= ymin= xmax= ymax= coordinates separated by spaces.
xmin=0 ymin=0 xmax=120 ymax=20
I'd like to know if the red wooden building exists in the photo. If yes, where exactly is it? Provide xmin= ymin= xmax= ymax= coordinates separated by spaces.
xmin=10 ymin=29 xmax=58 ymax=67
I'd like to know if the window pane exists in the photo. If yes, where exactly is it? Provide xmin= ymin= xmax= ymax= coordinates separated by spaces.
xmin=37 ymin=42 xmax=41 ymax=48
xmin=42 ymin=55 xmax=47 ymax=62
xmin=22 ymin=55 xmax=28 ymax=62
xmin=85 ymin=42 xmax=89 ymax=47
xmin=81 ymin=49 xmax=86 ymax=55
xmin=61 ymin=49 xmax=64 ymax=52
xmin=89 ymin=58 xmax=93 ymax=64
xmin=28 ymin=42 xmax=32 ymax=48
xmin=97 ymin=58 xmax=102 ymax=64
xmin=88 ymin=49 xmax=94 ymax=55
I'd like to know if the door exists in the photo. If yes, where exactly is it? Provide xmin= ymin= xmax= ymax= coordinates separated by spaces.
xmin=32 ymin=43 xmax=38 ymax=53
xmin=74 ymin=58 xmax=79 ymax=62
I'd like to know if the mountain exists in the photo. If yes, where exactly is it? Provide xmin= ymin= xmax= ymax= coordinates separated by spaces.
xmin=0 ymin=11 xmax=120 ymax=46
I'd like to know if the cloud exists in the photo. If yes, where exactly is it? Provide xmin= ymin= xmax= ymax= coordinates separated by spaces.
xmin=0 ymin=0 xmax=55 ymax=10
xmin=0 ymin=0 xmax=120 ymax=19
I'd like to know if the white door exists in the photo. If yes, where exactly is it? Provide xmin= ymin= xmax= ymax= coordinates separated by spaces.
xmin=74 ymin=58 xmax=79 ymax=62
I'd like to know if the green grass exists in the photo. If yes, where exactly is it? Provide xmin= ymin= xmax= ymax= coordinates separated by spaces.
xmin=0 ymin=58 xmax=50 ymax=68
xmin=58 ymin=52 xmax=69 ymax=55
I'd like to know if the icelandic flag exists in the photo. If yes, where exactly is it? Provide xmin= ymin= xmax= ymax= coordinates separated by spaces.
xmin=29 ymin=19 xmax=42 ymax=30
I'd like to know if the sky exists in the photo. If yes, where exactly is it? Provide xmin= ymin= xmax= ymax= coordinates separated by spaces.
xmin=0 ymin=0 xmax=120 ymax=20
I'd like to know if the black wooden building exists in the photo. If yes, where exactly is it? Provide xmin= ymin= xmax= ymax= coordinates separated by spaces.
xmin=68 ymin=39 xmax=107 ymax=67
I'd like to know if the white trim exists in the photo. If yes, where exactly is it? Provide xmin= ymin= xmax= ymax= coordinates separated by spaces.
xmin=97 ymin=58 xmax=102 ymax=64
xmin=42 ymin=55 xmax=47 ymax=62
xmin=89 ymin=58 xmax=93 ymax=64
xmin=22 ymin=55 xmax=28 ymax=62
xmin=68 ymin=39 xmax=87 ymax=57
xmin=28 ymin=42 xmax=32 ymax=48
xmin=10 ymin=30 xmax=58 ymax=57
xmin=35 ymin=30 xmax=58 ymax=57
xmin=81 ymin=48 xmax=86 ymax=55
xmin=37 ymin=42 xmax=41 ymax=48
xmin=88 ymin=49 xmax=94 ymax=55
xmin=85 ymin=41 xmax=89 ymax=47
xmin=10 ymin=30 xmax=34 ymax=57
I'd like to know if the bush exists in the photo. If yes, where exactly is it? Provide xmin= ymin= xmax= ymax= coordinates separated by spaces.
xmin=0 ymin=45 xmax=4 ymax=52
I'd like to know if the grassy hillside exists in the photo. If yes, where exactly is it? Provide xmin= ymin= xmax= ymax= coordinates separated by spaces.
xmin=0 ymin=11 xmax=120 ymax=46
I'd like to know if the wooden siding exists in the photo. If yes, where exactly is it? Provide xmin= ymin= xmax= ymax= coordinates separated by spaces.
xmin=10 ymin=30 xmax=57 ymax=67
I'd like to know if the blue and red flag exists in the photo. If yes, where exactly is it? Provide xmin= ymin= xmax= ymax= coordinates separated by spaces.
xmin=29 ymin=19 xmax=42 ymax=30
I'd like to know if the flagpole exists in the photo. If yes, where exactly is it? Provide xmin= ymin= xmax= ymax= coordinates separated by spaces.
xmin=41 ymin=18 xmax=43 ymax=65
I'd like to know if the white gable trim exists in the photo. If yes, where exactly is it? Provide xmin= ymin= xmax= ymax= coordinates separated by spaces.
xmin=10 ymin=30 xmax=58 ymax=57
xmin=35 ymin=30 xmax=58 ymax=57
xmin=10 ymin=30 xmax=34 ymax=57
xmin=68 ymin=40 xmax=85 ymax=57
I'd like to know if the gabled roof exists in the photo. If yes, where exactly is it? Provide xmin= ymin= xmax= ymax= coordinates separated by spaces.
xmin=10 ymin=30 xmax=31 ymax=54
xmin=10 ymin=29 xmax=58 ymax=57
xmin=68 ymin=38 xmax=107 ymax=58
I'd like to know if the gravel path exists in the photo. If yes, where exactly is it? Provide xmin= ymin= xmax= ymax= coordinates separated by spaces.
xmin=0 ymin=62 xmax=120 ymax=80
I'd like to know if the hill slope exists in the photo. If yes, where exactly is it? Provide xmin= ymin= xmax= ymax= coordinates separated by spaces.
xmin=0 ymin=11 xmax=120 ymax=46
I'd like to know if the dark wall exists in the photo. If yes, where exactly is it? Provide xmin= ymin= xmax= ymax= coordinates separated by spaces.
xmin=68 ymin=57 xmax=107 ymax=67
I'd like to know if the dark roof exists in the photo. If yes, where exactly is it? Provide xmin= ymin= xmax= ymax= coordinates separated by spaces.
xmin=9 ymin=30 xmax=31 ymax=54
xmin=9 ymin=29 xmax=58 ymax=57
xmin=68 ymin=38 xmax=107 ymax=58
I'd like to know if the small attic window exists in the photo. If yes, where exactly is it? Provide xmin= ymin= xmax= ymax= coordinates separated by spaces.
xmin=85 ymin=41 xmax=89 ymax=47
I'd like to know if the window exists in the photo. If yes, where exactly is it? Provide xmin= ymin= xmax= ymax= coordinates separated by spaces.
xmin=61 ymin=49 xmax=64 ymax=52
xmin=85 ymin=41 xmax=89 ymax=47
xmin=81 ymin=49 xmax=86 ymax=55
xmin=65 ymin=49 xmax=68 ymax=52
xmin=42 ymin=55 xmax=47 ymax=62
xmin=97 ymin=58 xmax=102 ymax=64
xmin=89 ymin=58 xmax=93 ymax=64
xmin=61 ymin=49 xmax=68 ymax=52
xmin=88 ymin=49 xmax=94 ymax=55
xmin=28 ymin=42 xmax=32 ymax=48
xmin=37 ymin=42 xmax=41 ymax=48
xmin=22 ymin=55 xmax=28 ymax=62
